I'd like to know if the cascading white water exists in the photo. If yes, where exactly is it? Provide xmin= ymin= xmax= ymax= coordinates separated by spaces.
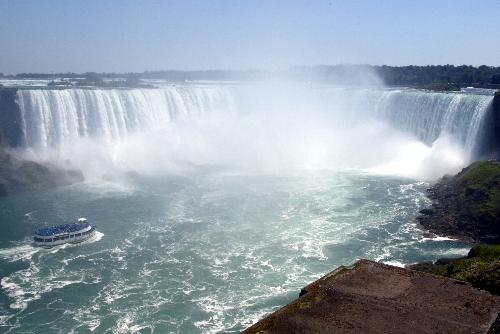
xmin=14 ymin=84 xmax=495 ymax=178
xmin=371 ymin=90 xmax=492 ymax=150
xmin=17 ymin=86 xmax=237 ymax=148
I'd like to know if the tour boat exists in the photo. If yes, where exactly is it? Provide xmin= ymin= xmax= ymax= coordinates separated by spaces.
xmin=33 ymin=218 xmax=96 ymax=248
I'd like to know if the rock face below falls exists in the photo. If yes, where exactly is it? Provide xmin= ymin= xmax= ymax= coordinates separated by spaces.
xmin=243 ymin=260 xmax=500 ymax=334
xmin=0 ymin=149 xmax=83 ymax=197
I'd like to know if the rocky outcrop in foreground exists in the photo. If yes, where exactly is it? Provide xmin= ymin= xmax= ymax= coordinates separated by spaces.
xmin=417 ymin=160 xmax=500 ymax=243
xmin=0 ymin=149 xmax=83 ymax=197
xmin=243 ymin=260 xmax=500 ymax=334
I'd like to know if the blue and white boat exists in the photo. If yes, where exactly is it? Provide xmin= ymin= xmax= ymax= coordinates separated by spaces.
xmin=33 ymin=218 xmax=96 ymax=248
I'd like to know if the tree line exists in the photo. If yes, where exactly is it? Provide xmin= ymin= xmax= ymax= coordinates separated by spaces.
xmin=1 ymin=65 xmax=499 ymax=89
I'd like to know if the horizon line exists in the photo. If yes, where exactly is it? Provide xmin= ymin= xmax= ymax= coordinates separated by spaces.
xmin=1 ymin=63 xmax=500 ymax=76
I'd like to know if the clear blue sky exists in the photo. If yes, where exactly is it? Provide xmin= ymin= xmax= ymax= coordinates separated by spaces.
xmin=0 ymin=0 xmax=499 ymax=73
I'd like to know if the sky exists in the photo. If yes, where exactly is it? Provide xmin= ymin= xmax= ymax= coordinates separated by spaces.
xmin=0 ymin=0 xmax=499 ymax=74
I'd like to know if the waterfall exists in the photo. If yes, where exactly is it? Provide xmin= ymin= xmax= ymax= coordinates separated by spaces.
xmin=371 ymin=90 xmax=493 ymax=151
xmin=16 ymin=86 xmax=237 ymax=148
xmin=13 ymin=85 xmax=495 ymax=171
xmin=309 ymin=87 xmax=493 ymax=153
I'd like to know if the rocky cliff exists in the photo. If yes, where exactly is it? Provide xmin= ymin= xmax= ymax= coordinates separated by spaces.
xmin=411 ymin=160 xmax=500 ymax=297
xmin=0 ymin=88 xmax=23 ymax=147
xmin=417 ymin=160 xmax=500 ymax=243
xmin=493 ymin=91 xmax=500 ymax=157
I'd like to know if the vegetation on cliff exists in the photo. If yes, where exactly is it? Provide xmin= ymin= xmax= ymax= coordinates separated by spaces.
xmin=409 ymin=244 xmax=500 ymax=295
xmin=417 ymin=160 xmax=500 ymax=243
xmin=413 ymin=160 xmax=500 ymax=296
xmin=375 ymin=64 xmax=500 ymax=88
xmin=416 ymin=82 xmax=461 ymax=91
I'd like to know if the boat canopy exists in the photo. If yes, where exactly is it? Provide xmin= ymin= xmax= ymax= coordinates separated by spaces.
xmin=35 ymin=222 xmax=88 ymax=236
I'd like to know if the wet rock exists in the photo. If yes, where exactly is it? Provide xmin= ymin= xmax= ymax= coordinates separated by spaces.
xmin=418 ymin=208 xmax=434 ymax=215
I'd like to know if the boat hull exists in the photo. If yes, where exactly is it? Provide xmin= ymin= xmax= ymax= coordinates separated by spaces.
xmin=34 ymin=226 xmax=96 ymax=248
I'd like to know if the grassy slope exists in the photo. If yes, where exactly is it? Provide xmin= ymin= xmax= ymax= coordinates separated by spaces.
xmin=410 ymin=244 xmax=500 ymax=295
xmin=453 ymin=161 xmax=500 ymax=219
xmin=412 ymin=161 xmax=500 ymax=295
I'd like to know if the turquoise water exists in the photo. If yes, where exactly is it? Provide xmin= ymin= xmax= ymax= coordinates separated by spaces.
xmin=0 ymin=170 xmax=470 ymax=333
